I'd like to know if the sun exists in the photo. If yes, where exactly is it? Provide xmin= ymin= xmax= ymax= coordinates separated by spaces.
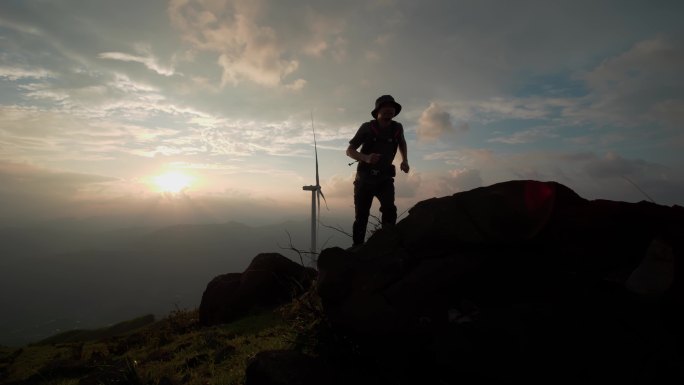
xmin=153 ymin=171 xmax=193 ymax=193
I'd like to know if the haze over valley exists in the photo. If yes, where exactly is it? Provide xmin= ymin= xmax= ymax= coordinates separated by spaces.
xmin=0 ymin=216 xmax=350 ymax=346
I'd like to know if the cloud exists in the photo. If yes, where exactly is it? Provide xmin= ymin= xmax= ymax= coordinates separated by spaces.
xmin=395 ymin=172 xmax=422 ymax=198
xmin=0 ymin=66 xmax=53 ymax=80
xmin=107 ymin=72 xmax=160 ymax=93
xmin=0 ymin=103 xmax=193 ymax=162
xmin=436 ymin=169 xmax=483 ymax=196
xmin=423 ymin=146 xmax=684 ymax=205
xmin=424 ymin=148 xmax=496 ymax=167
xmin=0 ymin=105 xmax=81 ymax=143
xmin=0 ymin=161 xmax=117 ymax=196
xmin=488 ymin=125 xmax=558 ymax=144
xmin=0 ymin=0 xmax=682 ymax=218
xmin=566 ymin=37 xmax=684 ymax=129
xmin=99 ymin=51 xmax=175 ymax=76
xmin=564 ymin=151 xmax=681 ymax=205
xmin=473 ymin=98 xmax=564 ymax=121
xmin=1 ymin=56 xmax=328 ymax=160
xmin=167 ymin=0 xmax=347 ymax=88
xmin=582 ymin=151 xmax=666 ymax=179
xmin=285 ymin=78 xmax=307 ymax=91
xmin=417 ymin=102 xmax=468 ymax=142
xmin=0 ymin=160 xmax=303 ymax=227
xmin=0 ymin=62 xmax=339 ymax=163
xmin=8 ymin=72 xmax=171 ymax=124
xmin=567 ymin=132 xmax=626 ymax=146
xmin=321 ymin=169 xmax=421 ymax=200
xmin=416 ymin=97 xmax=570 ymax=138
xmin=413 ymin=37 xmax=682 ymax=148
xmin=322 ymin=173 xmax=354 ymax=199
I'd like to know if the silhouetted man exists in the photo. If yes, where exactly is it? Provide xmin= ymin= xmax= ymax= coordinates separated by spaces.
xmin=346 ymin=95 xmax=409 ymax=246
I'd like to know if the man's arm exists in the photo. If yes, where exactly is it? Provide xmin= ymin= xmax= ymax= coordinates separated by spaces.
xmin=399 ymin=140 xmax=410 ymax=172
xmin=347 ymin=123 xmax=381 ymax=164
xmin=347 ymin=145 xmax=380 ymax=164
xmin=398 ymin=132 xmax=410 ymax=173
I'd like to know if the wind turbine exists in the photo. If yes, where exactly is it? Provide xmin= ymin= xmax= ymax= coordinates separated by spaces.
xmin=302 ymin=112 xmax=327 ymax=255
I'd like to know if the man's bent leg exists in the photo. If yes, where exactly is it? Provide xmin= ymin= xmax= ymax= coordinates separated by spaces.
xmin=353 ymin=178 xmax=374 ymax=245
xmin=377 ymin=178 xmax=397 ymax=227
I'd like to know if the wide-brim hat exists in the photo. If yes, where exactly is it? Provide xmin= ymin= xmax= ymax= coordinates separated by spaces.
xmin=371 ymin=94 xmax=402 ymax=118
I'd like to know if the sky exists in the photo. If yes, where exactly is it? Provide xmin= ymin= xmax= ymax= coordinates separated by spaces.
xmin=1 ymin=0 xmax=683 ymax=228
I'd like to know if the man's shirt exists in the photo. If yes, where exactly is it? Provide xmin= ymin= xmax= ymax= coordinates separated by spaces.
xmin=349 ymin=120 xmax=405 ymax=172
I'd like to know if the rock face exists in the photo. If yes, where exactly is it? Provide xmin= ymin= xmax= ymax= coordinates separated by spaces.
xmin=244 ymin=350 xmax=331 ymax=385
xmin=200 ymin=253 xmax=316 ymax=326
xmin=317 ymin=180 xmax=684 ymax=383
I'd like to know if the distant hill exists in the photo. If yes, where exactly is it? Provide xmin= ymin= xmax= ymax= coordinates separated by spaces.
xmin=0 ymin=217 xmax=350 ymax=347
xmin=33 ymin=314 xmax=156 ymax=345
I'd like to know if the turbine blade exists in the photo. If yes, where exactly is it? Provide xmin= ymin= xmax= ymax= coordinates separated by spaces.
xmin=316 ymin=189 xmax=321 ymax=251
xmin=318 ymin=188 xmax=329 ymax=210
xmin=315 ymin=146 xmax=320 ymax=186
xmin=317 ymin=189 xmax=321 ymax=222
xmin=311 ymin=111 xmax=320 ymax=187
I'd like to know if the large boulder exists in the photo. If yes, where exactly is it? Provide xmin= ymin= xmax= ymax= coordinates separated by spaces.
xmin=200 ymin=253 xmax=316 ymax=326
xmin=317 ymin=180 xmax=684 ymax=383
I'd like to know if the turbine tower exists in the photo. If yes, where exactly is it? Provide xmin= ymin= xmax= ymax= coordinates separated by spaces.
xmin=302 ymin=112 xmax=327 ymax=255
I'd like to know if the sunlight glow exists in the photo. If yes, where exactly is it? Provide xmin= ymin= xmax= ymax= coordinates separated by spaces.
xmin=153 ymin=171 xmax=193 ymax=193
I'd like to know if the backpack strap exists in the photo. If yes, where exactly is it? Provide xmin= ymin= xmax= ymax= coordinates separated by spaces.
xmin=369 ymin=120 xmax=401 ymax=141
xmin=370 ymin=120 xmax=380 ymax=138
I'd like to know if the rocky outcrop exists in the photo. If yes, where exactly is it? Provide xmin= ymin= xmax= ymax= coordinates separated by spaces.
xmin=245 ymin=350 xmax=331 ymax=385
xmin=200 ymin=253 xmax=316 ymax=326
xmin=317 ymin=180 xmax=684 ymax=383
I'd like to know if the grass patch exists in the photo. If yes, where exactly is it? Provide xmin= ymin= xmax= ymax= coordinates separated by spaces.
xmin=1 ymin=307 xmax=296 ymax=385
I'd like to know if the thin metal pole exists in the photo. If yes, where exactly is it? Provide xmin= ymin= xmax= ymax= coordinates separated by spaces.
xmin=311 ymin=190 xmax=316 ymax=254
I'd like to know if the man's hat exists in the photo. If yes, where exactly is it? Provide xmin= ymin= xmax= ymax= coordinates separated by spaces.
xmin=371 ymin=95 xmax=402 ymax=118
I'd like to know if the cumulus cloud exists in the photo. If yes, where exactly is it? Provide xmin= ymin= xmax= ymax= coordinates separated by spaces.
xmin=167 ymin=0 xmax=346 ymax=87
xmin=417 ymin=102 xmax=468 ymax=142
xmin=167 ymin=0 xmax=294 ymax=86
